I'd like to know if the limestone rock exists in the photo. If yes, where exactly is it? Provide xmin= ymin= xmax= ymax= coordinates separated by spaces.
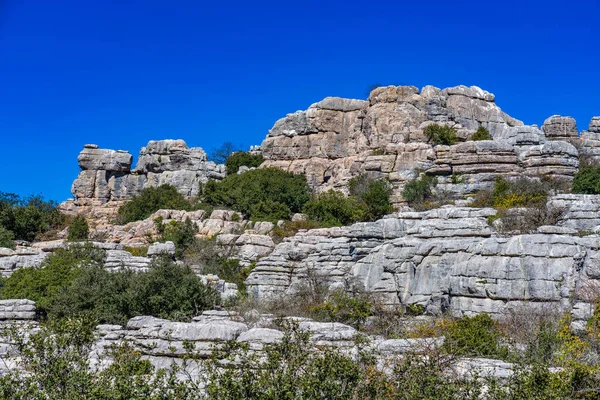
xmin=542 ymin=115 xmax=578 ymax=141
xmin=147 ymin=241 xmax=176 ymax=256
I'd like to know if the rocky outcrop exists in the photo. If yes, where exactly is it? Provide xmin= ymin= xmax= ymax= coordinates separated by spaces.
xmin=541 ymin=115 xmax=578 ymax=141
xmin=260 ymin=85 xmax=587 ymax=206
xmin=245 ymin=200 xmax=600 ymax=330
xmin=0 ymin=299 xmax=36 ymax=320
xmin=60 ymin=140 xmax=226 ymax=220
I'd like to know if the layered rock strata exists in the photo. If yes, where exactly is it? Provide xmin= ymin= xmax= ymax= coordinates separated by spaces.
xmin=245 ymin=201 xmax=600 ymax=330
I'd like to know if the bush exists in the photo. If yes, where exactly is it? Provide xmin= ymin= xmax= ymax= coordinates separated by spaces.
xmin=469 ymin=126 xmax=493 ymax=141
xmin=155 ymin=217 xmax=198 ymax=258
xmin=573 ymin=164 xmax=600 ymax=194
xmin=117 ymin=184 xmax=192 ymax=223
xmin=0 ymin=317 xmax=196 ymax=399
xmin=308 ymin=291 xmax=373 ymax=329
xmin=48 ymin=257 xmax=220 ymax=325
xmin=303 ymin=190 xmax=367 ymax=226
xmin=203 ymin=168 xmax=311 ymax=221
xmin=443 ymin=314 xmax=509 ymax=359
xmin=0 ymin=244 xmax=105 ymax=311
xmin=0 ymin=191 xmax=64 ymax=242
xmin=349 ymin=174 xmax=393 ymax=220
xmin=424 ymin=124 xmax=459 ymax=145
xmin=402 ymin=175 xmax=438 ymax=204
xmin=67 ymin=215 xmax=89 ymax=241
xmin=225 ymin=152 xmax=264 ymax=175
xmin=0 ymin=225 xmax=15 ymax=249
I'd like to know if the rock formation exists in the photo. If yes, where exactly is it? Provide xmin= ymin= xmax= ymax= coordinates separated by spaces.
xmin=261 ymin=85 xmax=592 ymax=206
xmin=245 ymin=197 xmax=600 ymax=331
xmin=61 ymin=140 xmax=225 ymax=219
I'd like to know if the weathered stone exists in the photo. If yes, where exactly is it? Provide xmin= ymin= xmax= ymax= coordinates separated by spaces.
xmin=542 ymin=115 xmax=578 ymax=141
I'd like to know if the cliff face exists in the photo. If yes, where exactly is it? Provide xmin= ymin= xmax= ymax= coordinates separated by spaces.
xmin=261 ymin=85 xmax=599 ymax=206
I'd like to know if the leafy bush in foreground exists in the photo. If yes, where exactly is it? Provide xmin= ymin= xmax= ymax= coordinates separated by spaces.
xmin=117 ymin=184 xmax=192 ymax=224
xmin=203 ymin=168 xmax=310 ymax=222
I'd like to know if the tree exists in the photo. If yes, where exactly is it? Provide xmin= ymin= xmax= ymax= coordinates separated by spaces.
xmin=210 ymin=142 xmax=241 ymax=164
xmin=67 ymin=215 xmax=89 ymax=241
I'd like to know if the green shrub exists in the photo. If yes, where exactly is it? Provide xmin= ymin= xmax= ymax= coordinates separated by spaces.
xmin=424 ymin=124 xmax=459 ymax=145
xmin=309 ymin=291 xmax=373 ymax=329
xmin=303 ymin=190 xmax=367 ymax=226
xmin=249 ymin=199 xmax=290 ymax=223
xmin=203 ymin=168 xmax=311 ymax=221
xmin=0 ymin=317 xmax=195 ymax=399
xmin=47 ymin=257 xmax=220 ymax=325
xmin=123 ymin=246 xmax=148 ymax=257
xmin=67 ymin=215 xmax=89 ymax=241
xmin=469 ymin=126 xmax=493 ymax=141
xmin=0 ymin=191 xmax=64 ymax=242
xmin=155 ymin=217 xmax=198 ymax=258
xmin=225 ymin=152 xmax=264 ymax=175
xmin=0 ymin=244 xmax=105 ymax=311
xmin=443 ymin=314 xmax=509 ymax=359
xmin=573 ymin=165 xmax=600 ymax=194
xmin=272 ymin=220 xmax=327 ymax=242
xmin=0 ymin=225 xmax=15 ymax=249
xmin=117 ymin=184 xmax=192 ymax=224
xmin=349 ymin=174 xmax=393 ymax=220
xmin=402 ymin=175 xmax=438 ymax=204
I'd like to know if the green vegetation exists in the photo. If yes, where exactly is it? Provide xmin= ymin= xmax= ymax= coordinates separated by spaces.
xmin=225 ymin=151 xmax=264 ymax=175
xmin=348 ymin=174 xmax=394 ymax=221
xmin=472 ymin=176 xmax=566 ymax=233
xmin=573 ymin=162 xmax=600 ymax=194
xmin=67 ymin=215 xmax=89 ymax=241
xmin=272 ymin=219 xmax=327 ymax=242
xmin=308 ymin=291 xmax=373 ymax=329
xmin=117 ymin=184 xmax=194 ymax=223
xmin=210 ymin=142 xmax=241 ymax=164
xmin=443 ymin=314 xmax=509 ymax=359
xmin=0 ymin=318 xmax=195 ymax=399
xmin=303 ymin=190 xmax=367 ymax=226
xmin=424 ymin=124 xmax=459 ymax=145
xmin=0 ymin=225 xmax=15 ymax=249
xmin=1 ymin=244 xmax=104 ymax=311
xmin=469 ymin=126 xmax=493 ymax=141
xmin=0 ymin=191 xmax=64 ymax=242
xmin=402 ymin=175 xmax=438 ymax=206
xmin=203 ymin=168 xmax=311 ymax=222
xmin=0 ymin=245 xmax=219 ymax=325
xmin=49 ymin=257 xmax=219 ymax=325
xmin=155 ymin=216 xmax=198 ymax=258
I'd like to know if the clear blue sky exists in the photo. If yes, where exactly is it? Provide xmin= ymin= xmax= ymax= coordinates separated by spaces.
xmin=1 ymin=0 xmax=599 ymax=202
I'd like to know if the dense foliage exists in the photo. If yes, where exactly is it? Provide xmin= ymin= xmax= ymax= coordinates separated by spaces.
xmin=402 ymin=175 xmax=438 ymax=206
xmin=67 ymin=215 xmax=89 ymax=241
xmin=348 ymin=174 xmax=394 ymax=220
xmin=0 ymin=225 xmax=15 ymax=249
xmin=225 ymin=151 xmax=264 ymax=175
xmin=0 ymin=191 xmax=63 ymax=242
xmin=203 ymin=168 xmax=311 ymax=222
xmin=573 ymin=163 xmax=600 ymax=194
xmin=303 ymin=190 xmax=367 ymax=226
xmin=117 ymin=184 xmax=193 ymax=223
xmin=469 ymin=126 xmax=493 ymax=141
xmin=155 ymin=216 xmax=198 ymax=258
xmin=0 ymin=245 xmax=219 ymax=324
xmin=424 ymin=124 xmax=459 ymax=145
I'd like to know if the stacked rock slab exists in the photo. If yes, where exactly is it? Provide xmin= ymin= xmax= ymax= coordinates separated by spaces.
xmin=61 ymin=140 xmax=225 ymax=219
xmin=245 ymin=201 xmax=600 ymax=329
xmin=261 ymin=85 xmax=584 ymax=206
xmin=580 ymin=117 xmax=600 ymax=159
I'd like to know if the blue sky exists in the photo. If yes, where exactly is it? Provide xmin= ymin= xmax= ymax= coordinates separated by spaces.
xmin=1 ymin=0 xmax=599 ymax=202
